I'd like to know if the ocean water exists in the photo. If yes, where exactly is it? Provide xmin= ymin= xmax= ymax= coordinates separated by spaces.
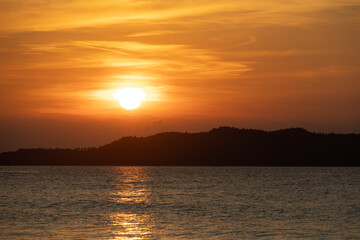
xmin=0 ymin=167 xmax=359 ymax=239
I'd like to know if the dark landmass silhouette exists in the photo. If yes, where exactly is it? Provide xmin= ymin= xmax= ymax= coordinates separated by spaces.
xmin=1 ymin=127 xmax=359 ymax=166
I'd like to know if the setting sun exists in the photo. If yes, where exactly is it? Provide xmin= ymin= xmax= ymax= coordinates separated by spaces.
xmin=113 ymin=88 xmax=146 ymax=110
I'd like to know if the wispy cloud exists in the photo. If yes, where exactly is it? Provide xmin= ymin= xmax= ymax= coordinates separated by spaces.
xmin=0 ymin=0 xmax=359 ymax=131
xmin=1 ymin=0 xmax=359 ymax=32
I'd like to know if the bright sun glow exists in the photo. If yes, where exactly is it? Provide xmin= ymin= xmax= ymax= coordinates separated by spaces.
xmin=113 ymin=88 xmax=146 ymax=110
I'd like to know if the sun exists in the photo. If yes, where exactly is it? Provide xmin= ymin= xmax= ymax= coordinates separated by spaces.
xmin=113 ymin=88 xmax=146 ymax=110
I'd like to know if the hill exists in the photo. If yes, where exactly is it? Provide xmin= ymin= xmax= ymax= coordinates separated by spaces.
xmin=0 ymin=127 xmax=359 ymax=166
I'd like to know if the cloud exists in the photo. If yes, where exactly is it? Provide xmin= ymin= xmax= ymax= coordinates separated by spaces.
xmin=1 ymin=0 xmax=359 ymax=32
xmin=0 ymin=0 xmax=359 ymax=132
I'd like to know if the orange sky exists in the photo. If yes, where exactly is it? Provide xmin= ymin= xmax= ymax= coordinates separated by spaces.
xmin=1 ymin=0 xmax=360 ymax=151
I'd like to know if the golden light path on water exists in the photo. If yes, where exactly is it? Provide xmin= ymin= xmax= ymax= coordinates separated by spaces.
xmin=109 ymin=167 xmax=153 ymax=240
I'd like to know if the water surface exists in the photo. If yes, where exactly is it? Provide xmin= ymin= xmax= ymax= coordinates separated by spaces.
xmin=0 ymin=167 xmax=359 ymax=239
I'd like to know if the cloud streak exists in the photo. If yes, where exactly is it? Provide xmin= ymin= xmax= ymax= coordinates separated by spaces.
xmin=0 ymin=0 xmax=360 ymax=152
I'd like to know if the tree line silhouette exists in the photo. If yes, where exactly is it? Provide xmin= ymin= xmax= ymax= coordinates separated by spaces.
xmin=0 ymin=127 xmax=359 ymax=166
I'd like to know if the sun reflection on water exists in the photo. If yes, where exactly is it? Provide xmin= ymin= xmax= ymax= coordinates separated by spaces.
xmin=109 ymin=167 xmax=153 ymax=240
xmin=110 ymin=213 xmax=153 ymax=240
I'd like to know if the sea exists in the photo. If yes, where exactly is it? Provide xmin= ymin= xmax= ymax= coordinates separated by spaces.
xmin=0 ymin=166 xmax=359 ymax=239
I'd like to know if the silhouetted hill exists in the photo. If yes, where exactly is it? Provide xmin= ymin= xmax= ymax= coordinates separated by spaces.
xmin=1 ymin=127 xmax=359 ymax=166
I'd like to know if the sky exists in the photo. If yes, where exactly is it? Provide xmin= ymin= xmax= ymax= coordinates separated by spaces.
xmin=1 ymin=0 xmax=360 ymax=152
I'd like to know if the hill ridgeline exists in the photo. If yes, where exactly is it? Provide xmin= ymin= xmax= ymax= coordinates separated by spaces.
xmin=1 ymin=127 xmax=359 ymax=166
